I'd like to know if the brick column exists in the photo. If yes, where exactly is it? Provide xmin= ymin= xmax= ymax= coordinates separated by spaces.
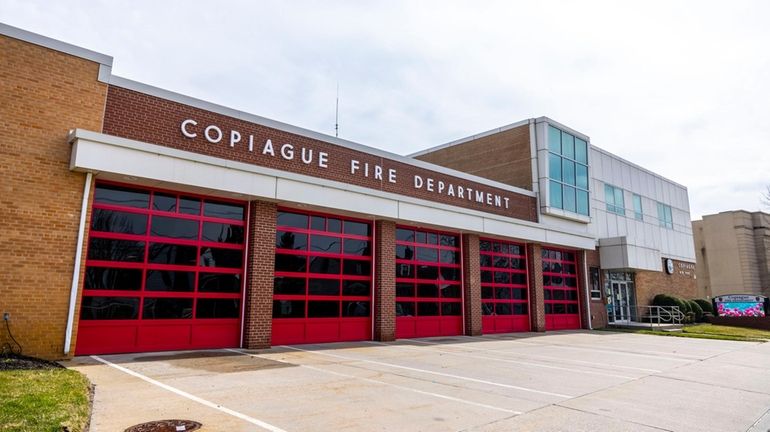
xmin=577 ymin=250 xmax=590 ymax=330
xmin=243 ymin=201 xmax=277 ymax=349
xmin=528 ymin=243 xmax=546 ymax=332
xmin=374 ymin=220 xmax=396 ymax=341
xmin=462 ymin=233 xmax=482 ymax=336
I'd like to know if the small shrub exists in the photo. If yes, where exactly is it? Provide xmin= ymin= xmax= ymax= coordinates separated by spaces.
xmin=688 ymin=300 xmax=704 ymax=321
xmin=693 ymin=298 xmax=714 ymax=315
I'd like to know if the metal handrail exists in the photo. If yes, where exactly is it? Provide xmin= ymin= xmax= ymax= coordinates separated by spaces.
xmin=610 ymin=305 xmax=683 ymax=329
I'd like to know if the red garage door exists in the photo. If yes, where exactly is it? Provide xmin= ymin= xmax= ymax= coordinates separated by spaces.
xmin=272 ymin=210 xmax=372 ymax=345
xmin=395 ymin=226 xmax=462 ymax=338
xmin=76 ymin=183 xmax=246 ymax=355
xmin=480 ymin=239 xmax=530 ymax=334
xmin=542 ymin=248 xmax=582 ymax=330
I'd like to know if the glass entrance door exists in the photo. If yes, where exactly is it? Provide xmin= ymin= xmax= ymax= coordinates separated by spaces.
xmin=611 ymin=281 xmax=631 ymax=322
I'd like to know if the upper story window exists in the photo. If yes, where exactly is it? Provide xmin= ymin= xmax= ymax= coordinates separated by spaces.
xmin=657 ymin=203 xmax=673 ymax=229
xmin=604 ymin=184 xmax=625 ymax=215
xmin=548 ymin=125 xmax=589 ymax=216
xmin=632 ymin=194 xmax=643 ymax=221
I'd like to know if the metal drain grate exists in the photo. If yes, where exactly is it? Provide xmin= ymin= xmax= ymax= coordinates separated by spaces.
xmin=124 ymin=419 xmax=202 ymax=432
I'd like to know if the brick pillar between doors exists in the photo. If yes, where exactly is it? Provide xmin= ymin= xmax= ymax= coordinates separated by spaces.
xmin=462 ymin=233 xmax=482 ymax=336
xmin=243 ymin=201 xmax=277 ymax=349
xmin=528 ymin=244 xmax=546 ymax=332
xmin=374 ymin=220 xmax=396 ymax=341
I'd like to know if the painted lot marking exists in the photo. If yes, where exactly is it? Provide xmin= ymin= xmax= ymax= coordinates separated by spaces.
xmin=91 ymin=355 xmax=287 ymax=432
xmin=281 ymin=345 xmax=573 ymax=399
xmin=365 ymin=341 xmax=637 ymax=380
xmin=227 ymin=349 xmax=521 ymax=415
xmin=405 ymin=339 xmax=663 ymax=373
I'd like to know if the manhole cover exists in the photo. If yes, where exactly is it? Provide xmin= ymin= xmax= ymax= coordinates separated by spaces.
xmin=124 ymin=419 xmax=202 ymax=432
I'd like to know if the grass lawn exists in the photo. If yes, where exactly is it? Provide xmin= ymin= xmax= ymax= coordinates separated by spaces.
xmin=0 ymin=367 xmax=90 ymax=432
xmin=605 ymin=323 xmax=770 ymax=342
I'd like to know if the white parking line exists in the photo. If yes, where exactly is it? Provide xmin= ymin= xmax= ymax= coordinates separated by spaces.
xmin=91 ymin=355 xmax=288 ymax=432
xmin=404 ymin=339 xmax=663 ymax=373
xmin=364 ymin=341 xmax=637 ymax=380
xmin=226 ymin=349 xmax=521 ymax=415
xmin=280 ymin=345 xmax=573 ymax=399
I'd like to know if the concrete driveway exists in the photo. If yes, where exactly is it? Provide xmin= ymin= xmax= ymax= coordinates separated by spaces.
xmin=67 ymin=331 xmax=770 ymax=431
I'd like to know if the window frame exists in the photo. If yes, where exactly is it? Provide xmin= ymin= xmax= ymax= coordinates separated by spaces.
xmin=632 ymin=194 xmax=643 ymax=221
xmin=547 ymin=125 xmax=590 ymax=216
xmin=604 ymin=184 xmax=626 ymax=216
xmin=657 ymin=202 xmax=674 ymax=229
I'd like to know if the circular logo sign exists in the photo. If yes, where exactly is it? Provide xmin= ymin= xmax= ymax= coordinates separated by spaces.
xmin=665 ymin=258 xmax=674 ymax=275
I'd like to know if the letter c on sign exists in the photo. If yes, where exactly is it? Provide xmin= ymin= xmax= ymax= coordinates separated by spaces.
xmin=181 ymin=119 xmax=197 ymax=138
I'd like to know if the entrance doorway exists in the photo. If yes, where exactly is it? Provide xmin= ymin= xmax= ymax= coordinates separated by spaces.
xmin=607 ymin=272 xmax=636 ymax=323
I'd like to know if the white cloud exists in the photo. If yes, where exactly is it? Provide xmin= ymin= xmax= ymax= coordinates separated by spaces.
xmin=2 ymin=0 xmax=768 ymax=218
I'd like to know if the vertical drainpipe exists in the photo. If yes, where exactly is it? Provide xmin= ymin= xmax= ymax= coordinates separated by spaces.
xmin=64 ymin=171 xmax=93 ymax=355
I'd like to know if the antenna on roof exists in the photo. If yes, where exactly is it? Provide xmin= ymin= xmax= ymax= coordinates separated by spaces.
xmin=335 ymin=83 xmax=339 ymax=138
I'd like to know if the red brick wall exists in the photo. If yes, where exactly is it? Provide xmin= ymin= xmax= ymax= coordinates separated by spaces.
xmin=374 ymin=220 xmax=396 ymax=341
xmin=243 ymin=201 xmax=277 ymax=349
xmin=585 ymin=250 xmax=608 ymax=328
xmin=102 ymin=86 xmax=537 ymax=221
xmin=0 ymin=35 xmax=107 ymax=359
xmin=462 ymin=234 xmax=482 ymax=336
xmin=414 ymin=124 xmax=534 ymax=191
xmin=635 ymin=259 xmax=698 ymax=306
xmin=527 ymin=244 xmax=546 ymax=332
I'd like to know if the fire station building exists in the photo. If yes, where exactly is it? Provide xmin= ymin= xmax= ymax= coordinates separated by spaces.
xmin=0 ymin=23 xmax=697 ymax=359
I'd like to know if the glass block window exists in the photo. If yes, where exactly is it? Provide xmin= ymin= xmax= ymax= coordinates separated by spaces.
xmin=657 ymin=203 xmax=674 ymax=229
xmin=604 ymin=184 xmax=625 ymax=215
xmin=632 ymin=194 xmax=643 ymax=221
xmin=547 ymin=125 xmax=589 ymax=216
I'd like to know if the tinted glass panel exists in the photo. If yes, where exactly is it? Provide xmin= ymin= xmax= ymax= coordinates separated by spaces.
xmin=440 ymin=250 xmax=459 ymax=264
xmin=513 ymin=303 xmax=528 ymax=315
xmin=545 ymin=304 xmax=553 ymax=314
xmin=196 ymin=299 xmax=240 ymax=318
xmin=204 ymin=201 xmax=244 ymax=220
xmin=342 ymin=301 xmax=370 ymax=317
xmin=91 ymin=209 xmax=147 ymax=235
xmin=417 ymin=284 xmax=438 ymax=298
xmin=94 ymin=184 xmax=149 ymax=208
xmin=510 ymin=258 xmax=525 ymax=270
xmin=496 ymin=303 xmax=513 ymax=315
xmin=143 ymin=298 xmax=193 ymax=319
xmin=275 ymin=254 xmax=306 ymax=272
xmin=479 ymin=241 xmax=492 ymax=251
xmin=549 ymin=153 xmax=562 ymax=181
xmin=553 ymin=290 xmax=565 ymax=300
xmin=273 ymin=277 xmax=306 ymax=295
xmin=480 ymin=271 xmax=493 ymax=283
xmin=396 ymin=263 xmax=414 ymax=278
xmin=311 ymin=216 xmax=326 ymax=231
xmin=311 ymin=235 xmax=341 ymax=253
xmin=327 ymin=218 xmax=341 ymax=233
xmin=553 ymin=303 xmax=567 ymax=314
xmin=273 ymin=300 xmax=304 ymax=318
xmin=85 ymin=267 xmax=142 ymax=290
xmin=203 ymin=222 xmax=244 ymax=244
xmin=482 ymin=303 xmax=494 ymax=315
xmin=344 ymin=221 xmax=370 ymax=236
xmin=343 ymin=260 xmax=370 ymax=276
xmin=577 ymin=189 xmax=589 ymax=216
xmin=575 ymin=138 xmax=588 ymax=164
xmin=442 ymin=302 xmax=462 ymax=316
xmin=153 ymin=193 xmax=177 ymax=212
xmin=309 ymin=257 xmax=341 ymax=274
xmin=276 ymin=231 xmax=307 ymax=250
xmin=396 ymin=245 xmax=414 ymax=260
xmin=440 ymin=235 xmax=457 ymax=247
xmin=200 ymin=248 xmax=242 ymax=268
xmin=198 ymin=273 xmax=241 ymax=293
xmin=479 ymin=255 xmax=492 ymax=267
xmin=179 ymin=197 xmax=200 ymax=215
xmin=496 ymin=287 xmax=512 ymax=299
xmin=562 ymin=132 xmax=575 ymax=159
xmin=576 ymin=164 xmax=588 ymax=189
xmin=342 ymin=280 xmax=370 ymax=296
xmin=395 ymin=228 xmax=414 ymax=242
xmin=396 ymin=302 xmax=415 ymax=317
xmin=493 ymin=256 xmax=509 ymax=268
xmin=513 ymin=288 xmax=527 ymax=300
xmin=145 ymin=270 xmax=194 ymax=292
xmin=548 ymin=126 xmax=561 ymax=153
xmin=562 ymin=160 xmax=575 ymax=186
xmin=416 ymin=248 xmax=438 ymax=262
xmin=511 ymin=273 xmax=527 ymax=285
xmin=417 ymin=302 xmax=439 ymax=316
xmin=494 ymin=272 xmax=510 ymax=284
xmin=481 ymin=286 xmax=493 ymax=299
xmin=344 ymin=239 xmax=370 ymax=256
xmin=308 ymin=301 xmax=339 ymax=318
xmin=396 ymin=283 xmax=414 ymax=297
xmin=151 ymin=216 xmax=199 ymax=240
xmin=148 ymin=243 xmax=197 ymax=265
xmin=417 ymin=265 xmax=438 ymax=280
xmin=567 ymin=304 xmax=579 ymax=314
xmin=278 ymin=212 xmax=308 ymax=228
xmin=550 ymin=180 xmax=563 ymax=208
xmin=88 ymin=239 xmax=145 ymax=262
xmin=563 ymin=186 xmax=577 ymax=213
xmin=80 ymin=296 xmax=139 ymax=320
xmin=308 ymin=279 xmax=339 ymax=296
xmin=440 ymin=284 xmax=461 ymax=298
xmin=415 ymin=231 xmax=427 ymax=243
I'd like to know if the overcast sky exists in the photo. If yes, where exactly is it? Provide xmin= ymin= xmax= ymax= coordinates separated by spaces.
xmin=3 ymin=0 xmax=769 ymax=219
